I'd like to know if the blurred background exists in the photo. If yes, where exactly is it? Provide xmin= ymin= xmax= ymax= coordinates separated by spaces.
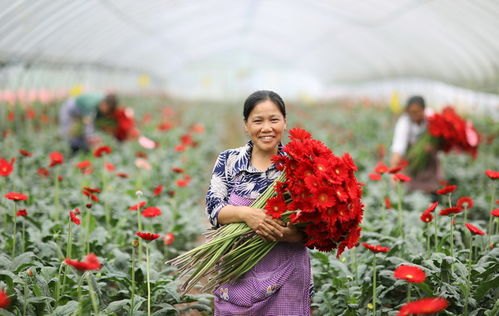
xmin=0 ymin=0 xmax=498 ymax=116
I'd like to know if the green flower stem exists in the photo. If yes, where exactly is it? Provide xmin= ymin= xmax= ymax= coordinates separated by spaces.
xmin=426 ymin=224 xmax=430 ymax=258
xmin=55 ymin=262 xmax=65 ymax=305
xmin=87 ymin=273 xmax=99 ymax=315
xmin=487 ymin=182 xmax=496 ymax=247
xmin=77 ymin=273 xmax=84 ymax=316
xmin=434 ymin=214 xmax=439 ymax=252
xmin=54 ymin=168 xmax=60 ymax=218
xmin=447 ymin=193 xmax=452 ymax=208
xmin=372 ymin=255 xmax=377 ymax=316
xmin=12 ymin=202 xmax=17 ymax=257
xmin=396 ymin=182 xmax=404 ymax=240
xmin=85 ymin=201 xmax=91 ymax=254
xmin=146 ymin=244 xmax=152 ymax=316
xmin=22 ymin=216 xmax=26 ymax=253
xmin=407 ymin=283 xmax=411 ymax=301
xmin=130 ymin=243 xmax=136 ymax=316
xmin=137 ymin=206 xmax=143 ymax=261
xmin=450 ymin=215 xmax=455 ymax=273
xmin=464 ymin=237 xmax=473 ymax=316
xmin=66 ymin=220 xmax=73 ymax=258
xmin=23 ymin=282 xmax=28 ymax=316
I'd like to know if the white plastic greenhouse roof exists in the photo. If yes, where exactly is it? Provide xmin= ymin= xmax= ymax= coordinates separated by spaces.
xmin=1 ymin=0 xmax=499 ymax=93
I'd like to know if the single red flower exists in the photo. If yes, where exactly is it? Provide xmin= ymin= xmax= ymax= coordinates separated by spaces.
xmin=153 ymin=184 xmax=163 ymax=196
xmin=176 ymin=175 xmax=191 ymax=187
xmin=392 ymin=173 xmax=411 ymax=182
xmin=4 ymin=192 xmax=28 ymax=201
xmin=0 ymin=290 xmax=10 ymax=309
xmin=265 ymin=195 xmax=289 ymax=218
xmin=384 ymin=196 xmax=392 ymax=209
xmin=172 ymin=167 xmax=184 ymax=173
xmin=37 ymin=167 xmax=50 ymax=177
xmin=116 ymin=172 xmax=129 ymax=178
xmin=424 ymin=201 xmax=439 ymax=213
xmin=174 ymin=144 xmax=186 ymax=152
xmin=16 ymin=209 xmax=28 ymax=217
xmin=93 ymin=145 xmax=112 ymax=157
xmin=129 ymin=201 xmax=147 ymax=211
xmin=485 ymin=169 xmax=499 ymax=180
xmin=436 ymin=185 xmax=457 ymax=195
xmin=374 ymin=162 xmax=389 ymax=174
xmin=82 ymin=189 xmax=100 ymax=202
xmin=136 ymin=231 xmax=160 ymax=241
xmin=163 ymin=232 xmax=175 ymax=245
xmin=64 ymin=253 xmax=102 ymax=271
xmin=105 ymin=162 xmax=116 ymax=172
xmin=69 ymin=209 xmax=81 ymax=225
xmin=369 ymin=173 xmax=382 ymax=181
xmin=388 ymin=166 xmax=403 ymax=174
xmin=394 ymin=265 xmax=426 ymax=283
xmin=491 ymin=208 xmax=499 ymax=217
xmin=397 ymin=297 xmax=449 ymax=316
xmin=82 ymin=186 xmax=101 ymax=194
xmin=439 ymin=207 xmax=463 ymax=216
xmin=49 ymin=151 xmax=64 ymax=167
xmin=142 ymin=206 xmax=162 ymax=218
xmin=456 ymin=196 xmax=474 ymax=209
xmin=0 ymin=158 xmax=14 ymax=176
xmin=75 ymin=160 xmax=92 ymax=171
xmin=19 ymin=149 xmax=33 ymax=157
xmin=420 ymin=211 xmax=433 ymax=223
xmin=465 ymin=223 xmax=486 ymax=236
xmin=362 ymin=242 xmax=390 ymax=253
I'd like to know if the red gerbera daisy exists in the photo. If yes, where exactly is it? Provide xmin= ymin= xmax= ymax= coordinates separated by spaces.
xmin=439 ymin=207 xmax=462 ymax=216
xmin=172 ymin=167 xmax=184 ymax=173
xmin=49 ymin=151 xmax=64 ymax=167
xmin=265 ymin=195 xmax=288 ymax=218
xmin=65 ymin=253 xmax=102 ymax=271
xmin=19 ymin=149 xmax=32 ymax=157
xmin=16 ymin=209 xmax=28 ymax=217
xmin=456 ymin=196 xmax=474 ymax=209
xmin=37 ymin=167 xmax=50 ymax=177
xmin=0 ymin=158 xmax=14 ymax=176
xmin=4 ymin=192 xmax=28 ymax=201
xmin=392 ymin=173 xmax=411 ymax=182
xmin=136 ymin=231 xmax=160 ymax=241
xmin=163 ymin=232 xmax=175 ymax=245
xmin=388 ymin=166 xmax=403 ymax=174
xmin=485 ymin=169 xmax=499 ymax=180
xmin=288 ymin=128 xmax=312 ymax=141
xmin=105 ymin=162 xmax=116 ymax=172
xmin=394 ymin=265 xmax=426 ymax=283
xmin=384 ymin=196 xmax=392 ymax=209
xmin=436 ymin=185 xmax=457 ymax=195
xmin=0 ymin=290 xmax=10 ymax=309
xmin=491 ymin=208 xmax=499 ymax=217
xmin=93 ymin=145 xmax=112 ymax=157
xmin=69 ymin=209 xmax=81 ymax=225
xmin=397 ymin=297 xmax=449 ymax=316
xmin=153 ymin=184 xmax=163 ymax=196
xmin=369 ymin=173 xmax=381 ymax=181
xmin=176 ymin=175 xmax=191 ymax=187
xmin=374 ymin=162 xmax=389 ymax=174
xmin=423 ymin=201 xmax=439 ymax=213
xmin=420 ymin=211 xmax=433 ymax=223
xmin=129 ymin=201 xmax=147 ymax=211
xmin=465 ymin=223 xmax=486 ymax=236
xmin=142 ymin=206 xmax=162 ymax=218
xmin=362 ymin=242 xmax=390 ymax=253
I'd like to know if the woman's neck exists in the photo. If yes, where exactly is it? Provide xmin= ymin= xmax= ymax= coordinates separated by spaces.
xmin=251 ymin=146 xmax=277 ymax=171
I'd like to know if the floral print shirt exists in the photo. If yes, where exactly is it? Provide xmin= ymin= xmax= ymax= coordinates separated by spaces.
xmin=205 ymin=141 xmax=284 ymax=227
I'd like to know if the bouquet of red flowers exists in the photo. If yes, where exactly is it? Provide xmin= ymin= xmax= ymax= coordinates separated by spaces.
xmin=407 ymin=106 xmax=479 ymax=172
xmin=169 ymin=128 xmax=364 ymax=293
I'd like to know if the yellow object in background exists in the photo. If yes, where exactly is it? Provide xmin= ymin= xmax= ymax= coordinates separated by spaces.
xmin=69 ymin=84 xmax=85 ymax=97
xmin=138 ymin=74 xmax=151 ymax=87
xmin=390 ymin=91 xmax=401 ymax=114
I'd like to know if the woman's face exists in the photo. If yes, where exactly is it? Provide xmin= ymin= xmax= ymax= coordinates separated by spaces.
xmin=245 ymin=100 xmax=286 ymax=154
xmin=407 ymin=103 xmax=425 ymax=124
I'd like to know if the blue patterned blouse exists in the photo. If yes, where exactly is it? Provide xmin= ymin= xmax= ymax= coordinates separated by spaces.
xmin=205 ymin=141 xmax=284 ymax=228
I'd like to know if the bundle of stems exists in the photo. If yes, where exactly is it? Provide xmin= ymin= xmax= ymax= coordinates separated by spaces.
xmin=168 ymin=174 xmax=284 ymax=294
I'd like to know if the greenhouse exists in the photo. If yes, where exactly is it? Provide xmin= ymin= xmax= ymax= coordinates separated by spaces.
xmin=0 ymin=1 xmax=498 ymax=315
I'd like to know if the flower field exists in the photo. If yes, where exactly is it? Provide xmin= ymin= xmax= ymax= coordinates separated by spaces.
xmin=0 ymin=97 xmax=498 ymax=315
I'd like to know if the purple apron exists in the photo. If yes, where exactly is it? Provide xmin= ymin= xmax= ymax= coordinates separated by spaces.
xmin=214 ymin=192 xmax=311 ymax=316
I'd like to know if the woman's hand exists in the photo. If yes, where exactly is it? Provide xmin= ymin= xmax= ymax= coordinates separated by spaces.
xmin=242 ymin=207 xmax=285 ymax=242
xmin=279 ymin=223 xmax=305 ymax=243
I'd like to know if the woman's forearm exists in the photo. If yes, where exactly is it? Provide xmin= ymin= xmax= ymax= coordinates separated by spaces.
xmin=217 ymin=205 xmax=250 ymax=225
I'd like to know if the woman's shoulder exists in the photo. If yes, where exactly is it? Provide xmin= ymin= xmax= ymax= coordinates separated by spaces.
xmin=215 ymin=143 xmax=251 ymax=171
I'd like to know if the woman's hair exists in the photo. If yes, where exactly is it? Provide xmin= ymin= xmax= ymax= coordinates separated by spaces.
xmin=243 ymin=90 xmax=286 ymax=121
xmin=406 ymin=95 xmax=425 ymax=110
xmin=104 ymin=94 xmax=118 ymax=112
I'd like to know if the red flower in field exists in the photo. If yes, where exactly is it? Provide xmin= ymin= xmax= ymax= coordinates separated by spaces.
xmin=176 ymin=175 xmax=191 ymax=187
xmin=180 ymin=134 xmax=193 ymax=146
xmin=436 ymin=184 xmax=457 ymax=195
xmin=129 ymin=201 xmax=146 ymax=211
xmin=439 ymin=206 xmax=462 ymax=216
xmin=384 ymin=196 xmax=392 ymax=209
xmin=83 ymin=186 xmax=101 ymax=194
xmin=465 ymin=223 xmax=486 ymax=236
xmin=163 ymin=232 xmax=175 ymax=245
xmin=0 ymin=290 xmax=10 ymax=309
xmin=190 ymin=123 xmax=205 ymax=134
xmin=369 ymin=173 xmax=381 ymax=181
xmin=65 ymin=253 xmax=102 ymax=271
xmin=394 ymin=265 xmax=426 ymax=283
xmin=0 ymin=158 xmax=14 ymax=176
xmin=397 ymin=297 xmax=449 ymax=316
xmin=174 ymin=144 xmax=186 ymax=152
xmin=392 ymin=173 xmax=411 ymax=182
xmin=104 ymin=162 xmax=116 ymax=172
xmin=37 ymin=167 xmax=50 ymax=177
xmin=424 ymin=201 xmax=439 ymax=213
xmin=4 ymin=192 xmax=28 ymax=201
xmin=172 ymin=167 xmax=184 ymax=173
xmin=420 ymin=212 xmax=433 ymax=223
xmin=388 ymin=166 xmax=403 ymax=174
xmin=49 ymin=151 xmax=64 ymax=167
xmin=19 ymin=149 xmax=32 ymax=157
xmin=75 ymin=160 xmax=92 ymax=171
xmin=136 ymin=231 xmax=160 ymax=241
xmin=16 ymin=209 xmax=28 ymax=217
xmin=153 ymin=184 xmax=163 ymax=196
xmin=456 ymin=196 xmax=474 ymax=209
xmin=116 ymin=172 xmax=129 ymax=178
xmin=485 ymin=169 xmax=499 ymax=180
xmin=93 ymin=145 xmax=112 ymax=157
xmin=362 ymin=242 xmax=390 ymax=253
xmin=374 ymin=162 xmax=389 ymax=174
xmin=142 ymin=206 xmax=162 ymax=218
xmin=82 ymin=188 xmax=100 ymax=202
xmin=69 ymin=209 xmax=81 ymax=225
xmin=491 ymin=209 xmax=499 ymax=217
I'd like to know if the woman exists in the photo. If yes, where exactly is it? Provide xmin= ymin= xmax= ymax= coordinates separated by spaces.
xmin=206 ymin=90 xmax=311 ymax=315
xmin=390 ymin=95 xmax=442 ymax=195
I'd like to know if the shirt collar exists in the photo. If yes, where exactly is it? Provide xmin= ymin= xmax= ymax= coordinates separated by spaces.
xmin=234 ymin=141 xmax=284 ymax=174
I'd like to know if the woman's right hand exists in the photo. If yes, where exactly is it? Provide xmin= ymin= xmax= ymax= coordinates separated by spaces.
xmin=242 ymin=207 xmax=285 ymax=242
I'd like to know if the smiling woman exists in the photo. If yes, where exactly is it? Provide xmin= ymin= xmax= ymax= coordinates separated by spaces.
xmin=205 ymin=90 xmax=311 ymax=315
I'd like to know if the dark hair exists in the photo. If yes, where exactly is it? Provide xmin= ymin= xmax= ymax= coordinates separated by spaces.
xmin=104 ymin=93 xmax=118 ymax=112
xmin=243 ymin=90 xmax=286 ymax=121
xmin=406 ymin=95 xmax=425 ymax=110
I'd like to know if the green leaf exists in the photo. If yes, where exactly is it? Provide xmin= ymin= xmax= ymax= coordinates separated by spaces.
xmin=52 ymin=300 xmax=79 ymax=316
xmin=104 ymin=299 xmax=130 ymax=313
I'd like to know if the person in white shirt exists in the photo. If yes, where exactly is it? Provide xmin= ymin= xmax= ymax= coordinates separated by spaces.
xmin=390 ymin=96 xmax=441 ymax=196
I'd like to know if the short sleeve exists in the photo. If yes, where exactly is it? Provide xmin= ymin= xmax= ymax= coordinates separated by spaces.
xmin=205 ymin=150 xmax=233 ymax=228
xmin=391 ymin=115 xmax=410 ymax=155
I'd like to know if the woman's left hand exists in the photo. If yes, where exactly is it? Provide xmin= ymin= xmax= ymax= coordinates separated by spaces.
xmin=279 ymin=223 xmax=305 ymax=243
